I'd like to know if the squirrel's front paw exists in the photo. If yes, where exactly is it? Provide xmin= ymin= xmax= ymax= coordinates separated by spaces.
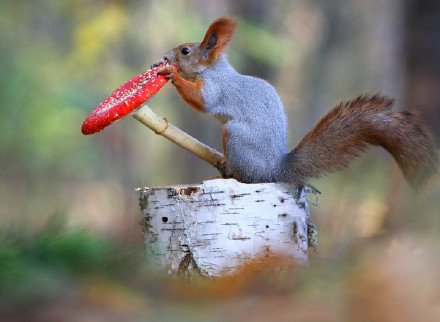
xmin=157 ymin=65 xmax=178 ymax=80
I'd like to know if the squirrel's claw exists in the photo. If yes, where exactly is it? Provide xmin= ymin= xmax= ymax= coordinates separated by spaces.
xmin=158 ymin=65 xmax=178 ymax=80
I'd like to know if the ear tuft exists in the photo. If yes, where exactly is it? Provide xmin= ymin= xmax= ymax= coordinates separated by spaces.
xmin=201 ymin=17 xmax=237 ymax=61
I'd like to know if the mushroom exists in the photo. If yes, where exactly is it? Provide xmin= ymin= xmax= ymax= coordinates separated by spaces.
xmin=81 ymin=65 xmax=171 ymax=135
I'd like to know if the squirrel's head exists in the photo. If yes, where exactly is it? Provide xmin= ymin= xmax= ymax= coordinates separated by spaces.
xmin=163 ymin=17 xmax=236 ymax=77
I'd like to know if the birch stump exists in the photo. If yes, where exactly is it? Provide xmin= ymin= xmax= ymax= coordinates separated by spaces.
xmin=139 ymin=178 xmax=316 ymax=277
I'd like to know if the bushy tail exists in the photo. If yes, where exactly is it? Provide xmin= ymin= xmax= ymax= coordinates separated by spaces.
xmin=281 ymin=94 xmax=439 ymax=188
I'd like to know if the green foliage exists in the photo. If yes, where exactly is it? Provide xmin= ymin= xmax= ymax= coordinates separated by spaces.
xmin=0 ymin=215 xmax=143 ymax=309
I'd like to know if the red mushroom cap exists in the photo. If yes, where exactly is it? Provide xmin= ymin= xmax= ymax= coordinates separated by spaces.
xmin=81 ymin=65 xmax=172 ymax=135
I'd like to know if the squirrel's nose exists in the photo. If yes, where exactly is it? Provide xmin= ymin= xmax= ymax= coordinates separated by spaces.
xmin=163 ymin=50 xmax=175 ymax=63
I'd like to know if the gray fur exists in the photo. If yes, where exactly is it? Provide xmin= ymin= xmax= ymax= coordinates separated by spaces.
xmin=200 ymin=55 xmax=288 ymax=182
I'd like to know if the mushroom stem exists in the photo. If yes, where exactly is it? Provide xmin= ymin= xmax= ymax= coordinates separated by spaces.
xmin=133 ymin=104 xmax=227 ymax=176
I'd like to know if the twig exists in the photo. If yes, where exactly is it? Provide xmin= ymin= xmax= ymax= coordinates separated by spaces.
xmin=133 ymin=103 xmax=226 ymax=176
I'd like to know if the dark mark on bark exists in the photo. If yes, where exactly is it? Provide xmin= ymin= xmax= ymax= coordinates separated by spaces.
xmin=187 ymin=198 xmax=219 ymax=204
xmin=292 ymin=222 xmax=298 ymax=244
xmin=208 ymin=250 xmax=222 ymax=253
xmin=200 ymin=190 xmax=225 ymax=196
xmin=167 ymin=188 xmax=177 ymax=197
xmin=139 ymin=194 xmax=148 ymax=210
xmin=293 ymin=222 xmax=298 ymax=235
xmin=178 ymin=186 xmax=201 ymax=196
xmin=140 ymin=214 xmax=153 ymax=232
xmin=154 ymin=203 xmax=177 ymax=209
xmin=254 ymin=199 xmax=264 ymax=203
xmin=181 ymin=244 xmax=190 ymax=252
xmin=231 ymin=193 xmax=251 ymax=199
xmin=231 ymin=236 xmax=251 ymax=240
xmin=201 ymin=232 xmax=221 ymax=236
xmin=177 ymin=252 xmax=202 ymax=278
xmin=199 ymin=203 xmax=226 ymax=207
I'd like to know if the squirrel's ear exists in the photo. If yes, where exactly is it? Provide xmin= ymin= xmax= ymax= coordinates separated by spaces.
xmin=200 ymin=17 xmax=236 ymax=61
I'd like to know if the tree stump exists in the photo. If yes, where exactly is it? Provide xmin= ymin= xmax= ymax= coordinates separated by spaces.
xmin=138 ymin=178 xmax=316 ymax=277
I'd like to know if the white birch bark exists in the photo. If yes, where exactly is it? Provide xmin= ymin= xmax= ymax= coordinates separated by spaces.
xmin=139 ymin=178 xmax=315 ymax=277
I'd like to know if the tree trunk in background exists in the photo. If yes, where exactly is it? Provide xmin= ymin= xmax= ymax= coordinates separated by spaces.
xmin=405 ymin=0 xmax=440 ymax=136
xmin=384 ymin=0 xmax=440 ymax=231
xmin=305 ymin=0 xmax=405 ymax=124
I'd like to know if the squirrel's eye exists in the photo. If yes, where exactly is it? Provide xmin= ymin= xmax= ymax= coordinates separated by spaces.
xmin=181 ymin=47 xmax=190 ymax=55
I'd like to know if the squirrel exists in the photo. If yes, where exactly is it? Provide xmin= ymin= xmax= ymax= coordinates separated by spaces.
xmin=154 ymin=16 xmax=438 ymax=189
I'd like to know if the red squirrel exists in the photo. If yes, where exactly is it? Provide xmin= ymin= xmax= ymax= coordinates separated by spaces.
xmin=155 ymin=16 xmax=438 ymax=188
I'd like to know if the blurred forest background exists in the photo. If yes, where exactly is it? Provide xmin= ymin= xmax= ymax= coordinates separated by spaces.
xmin=1 ymin=0 xmax=439 ymax=321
